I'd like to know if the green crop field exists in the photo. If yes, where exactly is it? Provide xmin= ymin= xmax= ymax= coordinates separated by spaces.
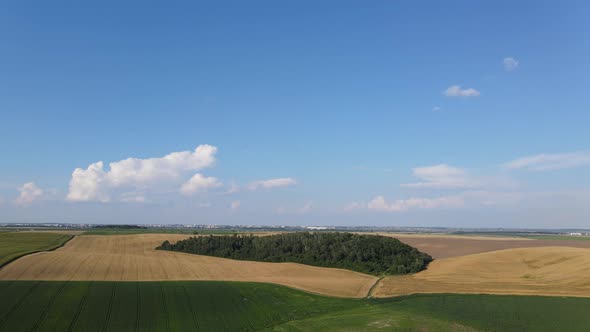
xmin=1 ymin=281 xmax=589 ymax=331
xmin=0 ymin=232 xmax=73 ymax=267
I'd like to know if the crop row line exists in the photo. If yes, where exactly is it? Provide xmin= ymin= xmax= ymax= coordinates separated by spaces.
xmin=134 ymin=282 xmax=141 ymax=332
xmin=67 ymin=281 xmax=92 ymax=332
xmin=0 ymin=281 xmax=40 ymax=329
xmin=102 ymin=283 xmax=117 ymax=332
xmin=182 ymin=284 xmax=200 ymax=331
xmin=160 ymin=283 xmax=171 ymax=332
xmin=31 ymin=282 xmax=68 ymax=332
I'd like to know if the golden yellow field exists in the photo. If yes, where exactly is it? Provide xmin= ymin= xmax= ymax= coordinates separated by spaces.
xmin=373 ymin=246 xmax=590 ymax=298
xmin=0 ymin=234 xmax=376 ymax=298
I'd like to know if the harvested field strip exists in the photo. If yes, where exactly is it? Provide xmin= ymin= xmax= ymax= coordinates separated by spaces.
xmin=0 ymin=234 xmax=376 ymax=298
xmin=374 ymin=246 xmax=590 ymax=298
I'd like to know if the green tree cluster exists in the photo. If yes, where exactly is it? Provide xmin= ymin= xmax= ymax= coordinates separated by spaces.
xmin=157 ymin=232 xmax=432 ymax=275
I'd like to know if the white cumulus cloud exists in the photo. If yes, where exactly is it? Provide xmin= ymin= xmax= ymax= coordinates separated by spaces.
xmin=67 ymin=145 xmax=218 ymax=202
xmin=367 ymin=195 xmax=465 ymax=212
xmin=444 ymin=85 xmax=480 ymax=97
xmin=503 ymin=152 xmax=590 ymax=171
xmin=67 ymin=161 xmax=109 ymax=202
xmin=503 ymin=57 xmax=519 ymax=71
xmin=180 ymin=173 xmax=222 ymax=195
xmin=401 ymin=164 xmax=477 ymax=189
xmin=249 ymin=178 xmax=297 ymax=190
xmin=107 ymin=144 xmax=217 ymax=186
xmin=347 ymin=191 xmax=521 ymax=213
xmin=14 ymin=182 xmax=44 ymax=205
xmin=401 ymin=164 xmax=515 ymax=190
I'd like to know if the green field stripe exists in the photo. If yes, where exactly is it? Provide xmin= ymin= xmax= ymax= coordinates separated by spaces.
xmin=31 ymin=281 xmax=67 ymax=332
xmin=35 ymin=282 xmax=90 ymax=332
xmin=5 ymin=281 xmax=590 ymax=331
xmin=71 ymin=282 xmax=114 ymax=332
xmin=101 ymin=283 xmax=117 ymax=332
xmin=0 ymin=280 xmax=17 ymax=299
xmin=103 ymin=282 xmax=138 ymax=332
xmin=135 ymin=282 xmax=168 ymax=331
xmin=67 ymin=282 xmax=92 ymax=332
xmin=162 ymin=282 xmax=200 ymax=330
xmin=1 ymin=281 xmax=64 ymax=332
xmin=159 ymin=283 xmax=171 ymax=332
xmin=134 ymin=282 xmax=140 ymax=332
xmin=182 ymin=284 xmax=200 ymax=331
xmin=0 ymin=281 xmax=40 ymax=329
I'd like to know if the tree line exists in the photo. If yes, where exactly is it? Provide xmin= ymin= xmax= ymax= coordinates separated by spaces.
xmin=157 ymin=232 xmax=432 ymax=275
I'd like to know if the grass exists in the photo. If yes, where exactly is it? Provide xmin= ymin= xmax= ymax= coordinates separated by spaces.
xmin=1 ymin=281 xmax=590 ymax=331
xmin=0 ymin=232 xmax=73 ymax=267
xmin=0 ymin=281 xmax=361 ymax=332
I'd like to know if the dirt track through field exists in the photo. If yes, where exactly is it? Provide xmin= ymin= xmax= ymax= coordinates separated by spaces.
xmin=0 ymin=234 xmax=376 ymax=298
xmin=385 ymin=233 xmax=590 ymax=259
xmin=374 ymin=246 xmax=590 ymax=298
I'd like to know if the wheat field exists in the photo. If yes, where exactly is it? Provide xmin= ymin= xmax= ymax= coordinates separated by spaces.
xmin=374 ymin=246 xmax=590 ymax=298
xmin=0 ymin=234 xmax=377 ymax=298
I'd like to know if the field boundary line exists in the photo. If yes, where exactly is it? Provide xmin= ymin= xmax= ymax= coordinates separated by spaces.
xmin=0 ymin=234 xmax=75 ymax=270
xmin=366 ymin=276 xmax=384 ymax=298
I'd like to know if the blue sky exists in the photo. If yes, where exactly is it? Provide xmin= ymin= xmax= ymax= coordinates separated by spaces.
xmin=1 ymin=1 xmax=589 ymax=228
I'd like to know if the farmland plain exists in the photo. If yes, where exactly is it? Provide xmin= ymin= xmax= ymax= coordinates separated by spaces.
xmin=0 ymin=234 xmax=376 ymax=298
xmin=1 ymin=281 xmax=590 ymax=332
xmin=3 ymin=231 xmax=590 ymax=331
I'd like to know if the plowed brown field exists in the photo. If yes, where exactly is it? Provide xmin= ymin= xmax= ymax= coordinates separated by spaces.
xmin=373 ymin=246 xmax=590 ymax=298
xmin=0 ymin=234 xmax=377 ymax=298
xmin=382 ymin=233 xmax=590 ymax=259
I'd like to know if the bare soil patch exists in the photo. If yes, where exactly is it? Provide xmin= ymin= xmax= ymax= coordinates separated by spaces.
xmin=0 ymin=234 xmax=376 ymax=298
xmin=374 ymin=246 xmax=590 ymax=298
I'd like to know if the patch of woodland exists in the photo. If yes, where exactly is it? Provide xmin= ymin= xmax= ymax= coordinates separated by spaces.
xmin=157 ymin=232 xmax=432 ymax=275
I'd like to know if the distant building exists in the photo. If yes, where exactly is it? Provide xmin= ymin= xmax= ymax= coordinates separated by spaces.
xmin=306 ymin=226 xmax=328 ymax=230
